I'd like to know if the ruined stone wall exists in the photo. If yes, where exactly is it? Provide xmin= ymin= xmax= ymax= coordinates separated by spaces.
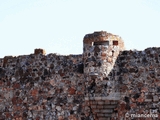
xmin=114 ymin=48 xmax=160 ymax=119
xmin=83 ymin=48 xmax=160 ymax=120
xmin=83 ymin=31 xmax=124 ymax=98
xmin=0 ymin=48 xmax=160 ymax=120
xmin=0 ymin=31 xmax=160 ymax=120
xmin=0 ymin=53 xmax=88 ymax=120
xmin=82 ymin=31 xmax=160 ymax=119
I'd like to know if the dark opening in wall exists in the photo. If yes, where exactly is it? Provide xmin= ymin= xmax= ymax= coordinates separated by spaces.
xmin=77 ymin=63 xmax=84 ymax=73
xmin=93 ymin=41 xmax=109 ymax=46
xmin=113 ymin=41 xmax=118 ymax=45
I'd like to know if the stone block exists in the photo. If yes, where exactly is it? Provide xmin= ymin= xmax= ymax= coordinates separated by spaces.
xmin=97 ymin=101 xmax=104 ymax=105
xmin=56 ymin=106 xmax=61 ymax=111
xmin=110 ymin=101 xmax=118 ymax=104
xmin=104 ymin=113 xmax=112 ymax=117
xmin=30 ymin=89 xmax=38 ymax=97
xmin=102 ymin=97 xmax=109 ymax=100
xmin=130 ymin=103 xmax=137 ymax=108
xmin=104 ymin=105 xmax=116 ymax=109
xmin=93 ymin=109 xmax=100 ymax=113
xmin=97 ymin=105 xmax=103 ymax=109
xmin=97 ymin=113 xmax=105 ymax=117
xmin=99 ymin=118 xmax=109 ymax=120
xmin=94 ymin=97 xmax=102 ymax=100
xmin=91 ymin=101 xmax=97 ymax=105
xmin=84 ymin=97 xmax=89 ymax=101
xmin=144 ymin=99 xmax=152 ymax=102
xmin=91 ymin=105 xmax=97 ymax=109
xmin=34 ymin=48 xmax=46 ymax=55
xmin=100 ymin=109 xmax=113 ymax=113
xmin=153 ymin=95 xmax=159 ymax=102
xmin=104 ymin=100 xmax=110 ymax=105
xmin=137 ymin=97 xmax=145 ymax=103
xmin=68 ymin=88 xmax=76 ymax=95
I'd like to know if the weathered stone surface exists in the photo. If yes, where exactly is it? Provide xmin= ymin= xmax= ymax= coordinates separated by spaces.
xmin=0 ymin=31 xmax=160 ymax=119
xmin=34 ymin=48 xmax=46 ymax=55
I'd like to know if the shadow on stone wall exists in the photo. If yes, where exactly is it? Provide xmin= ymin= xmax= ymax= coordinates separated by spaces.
xmin=85 ymin=47 xmax=160 ymax=119
xmin=107 ymin=47 xmax=160 ymax=119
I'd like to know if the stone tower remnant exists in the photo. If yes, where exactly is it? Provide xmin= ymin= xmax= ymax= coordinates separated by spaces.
xmin=83 ymin=31 xmax=125 ymax=119
xmin=83 ymin=31 xmax=124 ymax=97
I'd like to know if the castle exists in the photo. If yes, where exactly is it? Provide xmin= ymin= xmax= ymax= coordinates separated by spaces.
xmin=0 ymin=31 xmax=160 ymax=120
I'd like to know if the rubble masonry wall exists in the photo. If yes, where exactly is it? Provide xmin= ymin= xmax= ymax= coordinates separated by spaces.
xmin=0 ymin=47 xmax=160 ymax=120
xmin=0 ymin=53 xmax=86 ymax=120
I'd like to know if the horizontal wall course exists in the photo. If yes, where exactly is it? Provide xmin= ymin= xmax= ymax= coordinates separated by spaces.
xmin=105 ymin=100 xmax=111 ymax=104
xmin=100 ymin=109 xmax=113 ymax=113
xmin=96 ymin=113 xmax=105 ymax=117
xmin=92 ymin=109 xmax=100 ymax=113
xmin=96 ymin=105 xmax=104 ymax=109
xmin=103 ymin=105 xmax=117 ymax=109
xmin=97 ymin=101 xmax=104 ymax=105
xmin=99 ymin=118 xmax=110 ymax=120
xmin=104 ymin=113 xmax=112 ymax=117
xmin=90 ymin=105 xmax=97 ymax=109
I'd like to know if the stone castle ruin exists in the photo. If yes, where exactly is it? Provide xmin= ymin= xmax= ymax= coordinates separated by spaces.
xmin=0 ymin=31 xmax=160 ymax=120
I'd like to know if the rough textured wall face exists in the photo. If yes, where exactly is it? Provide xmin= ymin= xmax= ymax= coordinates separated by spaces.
xmin=83 ymin=31 xmax=124 ymax=50
xmin=83 ymin=31 xmax=124 ymax=98
xmin=83 ymin=31 xmax=125 ymax=119
xmin=83 ymin=48 xmax=160 ymax=120
xmin=1 ymin=31 xmax=160 ymax=120
xmin=114 ymin=48 xmax=160 ymax=119
xmin=0 ymin=53 xmax=88 ymax=120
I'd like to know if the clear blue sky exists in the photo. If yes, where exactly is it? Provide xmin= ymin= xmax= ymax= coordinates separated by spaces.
xmin=0 ymin=0 xmax=160 ymax=58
